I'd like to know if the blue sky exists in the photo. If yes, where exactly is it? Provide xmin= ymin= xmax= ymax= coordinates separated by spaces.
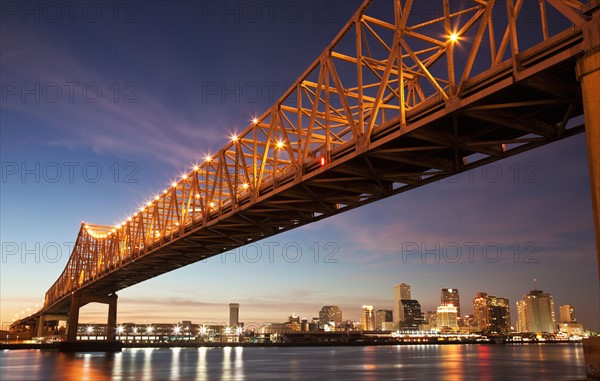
xmin=1 ymin=1 xmax=598 ymax=330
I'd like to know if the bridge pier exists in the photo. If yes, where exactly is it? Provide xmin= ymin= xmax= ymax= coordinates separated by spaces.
xmin=578 ymin=3 xmax=600 ymax=380
xmin=36 ymin=314 xmax=68 ymax=337
xmin=66 ymin=293 xmax=118 ymax=342
xmin=577 ymin=2 xmax=600 ymax=285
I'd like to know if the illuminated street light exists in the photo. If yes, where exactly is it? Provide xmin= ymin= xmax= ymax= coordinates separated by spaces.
xmin=86 ymin=326 xmax=94 ymax=334
xmin=146 ymin=325 xmax=154 ymax=334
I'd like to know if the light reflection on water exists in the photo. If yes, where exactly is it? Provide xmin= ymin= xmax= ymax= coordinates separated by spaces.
xmin=0 ymin=344 xmax=586 ymax=381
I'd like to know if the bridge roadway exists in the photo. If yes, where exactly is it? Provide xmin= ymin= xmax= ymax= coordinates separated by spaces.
xmin=10 ymin=0 xmax=600 ymax=339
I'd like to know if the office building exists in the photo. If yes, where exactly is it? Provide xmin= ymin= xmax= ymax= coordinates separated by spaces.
xmin=393 ymin=283 xmax=411 ymax=323
xmin=441 ymin=288 xmax=461 ymax=319
xmin=319 ymin=306 xmax=342 ymax=329
xmin=375 ymin=309 xmax=393 ymax=331
xmin=473 ymin=292 xmax=511 ymax=334
xmin=361 ymin=305 xmax=375 ymax=331
xmin=436 ymin=304 xmax=458 ymax=330
xmin=229 ymin=303 xmax=239 ymax=327
xmin=559 ymin=305 xmax=576 ymax=323
xmin=397 ymin=299 xmax=423 ymax=330
xmin=516 ymin=289 xmax=556 ymax=333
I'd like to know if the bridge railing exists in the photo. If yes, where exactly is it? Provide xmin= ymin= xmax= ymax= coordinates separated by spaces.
xmin=43 ymin=0 xmax=589 ymax=309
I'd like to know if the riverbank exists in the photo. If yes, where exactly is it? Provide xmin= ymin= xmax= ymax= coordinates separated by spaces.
xmin=0 ymin=339 xmax=582 ymax=351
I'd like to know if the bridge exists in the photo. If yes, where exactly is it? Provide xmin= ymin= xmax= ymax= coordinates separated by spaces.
xmin=10 ymin=0 xmax=600 ymax=342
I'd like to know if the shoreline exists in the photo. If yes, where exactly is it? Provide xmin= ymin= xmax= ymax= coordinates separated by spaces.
xmin=0 ymin=340 xmax=583 ymax=351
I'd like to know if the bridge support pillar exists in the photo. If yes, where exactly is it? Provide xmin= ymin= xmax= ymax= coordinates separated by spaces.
xmin=66 ymin=293 xmax=118 ymax=342
xmin=577 ymin=4 xmax=600 ymax=284
xmin=67 ymin=293 xmax=81 ymax=342
xmin=37 ymin=315 xmax=45 ymax=337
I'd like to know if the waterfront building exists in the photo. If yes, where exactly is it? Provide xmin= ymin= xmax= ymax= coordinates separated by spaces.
xmin=516 ymin=289 xmax=556 ymax=333
xmin=361 ymin=305 xmax=375 ymax=331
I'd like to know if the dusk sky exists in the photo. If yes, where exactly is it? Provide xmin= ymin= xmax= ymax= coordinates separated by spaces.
xmin=1 ymin=1 xmax=598 ymax=331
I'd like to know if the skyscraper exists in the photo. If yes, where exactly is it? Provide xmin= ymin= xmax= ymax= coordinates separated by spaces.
xmin=319 ymin=306 xmax=342 ymax=329
xmin=472 ymin=292 xmax=511 ymax=334
xmin=559 ymin=305 xmax=577 ymax=323
xmin=441 ymin=288 xmax=461 ymax=318
xmin=375 ymin=309 xmax=393 ymax=330
xmin=361 ymin=305 xmax=375 ymax=331
xmin=516 ymin=289 xmax=556 ymax=333
xmin=436 ymin=304 xmax=458 ymax=330
xmin=229 ymin=303 xmax=240 ymax=328
xmin=393 ymin=283 xmax=411 ymax=323
xmin=398 ymin=300 xmax=423 ymax=330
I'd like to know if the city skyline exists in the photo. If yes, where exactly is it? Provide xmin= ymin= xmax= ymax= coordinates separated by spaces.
xmin=1 ymin=1 xmax=598 ymax=331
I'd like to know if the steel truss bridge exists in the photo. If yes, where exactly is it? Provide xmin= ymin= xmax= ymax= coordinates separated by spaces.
xmin=11 ymin=0 xmax=600 ymax=341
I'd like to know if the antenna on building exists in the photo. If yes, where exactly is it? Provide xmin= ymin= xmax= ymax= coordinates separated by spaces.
xmin=533 ymin=278 xmax=537 ymax=291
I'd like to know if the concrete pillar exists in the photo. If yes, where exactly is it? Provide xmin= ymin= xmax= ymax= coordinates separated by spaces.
xmin=577 ymin=3 xmax=600 ymax=284
xmin=36 ymin=315 xmax=45 ymax=337
xmin=67 ymin=293 xmax=81 ymax=342
xmin=106 ymin=294 xmax=118 ymax=341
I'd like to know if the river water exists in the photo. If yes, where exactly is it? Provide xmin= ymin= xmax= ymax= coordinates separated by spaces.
xmin=0 ymin=344 xmax=587 ymax=380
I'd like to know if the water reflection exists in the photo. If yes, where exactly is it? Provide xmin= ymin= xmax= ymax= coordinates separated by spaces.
xmin=0 ymin=344 xmax=587 ymax=381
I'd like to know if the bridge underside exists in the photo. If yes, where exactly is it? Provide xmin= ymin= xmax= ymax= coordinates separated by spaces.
xmin=36 ymin=41 xmax=583 ymax=319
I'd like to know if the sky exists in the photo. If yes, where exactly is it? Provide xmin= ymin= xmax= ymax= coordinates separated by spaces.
xmin=1 ymin=0 xmax=598 ymax=331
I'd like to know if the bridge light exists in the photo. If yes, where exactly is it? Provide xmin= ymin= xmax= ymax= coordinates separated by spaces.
xmin=193 ymin=165 xmax=200 ymax=172
xmin=241 ymin=182 xmax=249 ymax=190
xmin=195 ymin=193 xmax=201 ymax=199
xmin=449 ymin=32 xmax=459 ymax=43
xmin=154 ymin=195 xmax=160 ymax=201
xmin=320 ymin=157 xmax=326 ymax=166
xmin=252 ymin=117 xmax=259 ymax=125
xmin=205 ymin=155 xmax=212 ymax=163
xmin=181 ymin=174 xmax=188 ymax=180
xmin=275 ymin=140 xmax=284 ymax=150
xmin=171 ymin=182 xmax=177 ymax=187
xmin=231 ymin=134 xmax=239 ymax=143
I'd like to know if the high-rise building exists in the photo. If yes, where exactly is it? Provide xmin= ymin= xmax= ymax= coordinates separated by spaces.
xmin=441 ymin=288 xmax=461 ymax=318
xmin=436 ymin=304 xmax=458 ymax=330
xmin=393 ymin=283 xmax=411 ymax=323
xmin=472 ymin=292 xmax=511 ymax=334
xmin=319 ymin=306 xmax=342 ymax=329
xmin=361 ymin=305 xmax=375 ymax=331
xmin=229 ymin=303 xmax=240 ymax=327
xmin=375 ymin=309 xmax=393 ymax=330
xmin=516 ymin=289 xmax=556 ymax=333
xmin=398 ymin=299 xmax=423 ymax=330
xmin=559 ymin=305 xmax=576 ymax=323
xmin=488 ymin=297 xmax=511 ymax=334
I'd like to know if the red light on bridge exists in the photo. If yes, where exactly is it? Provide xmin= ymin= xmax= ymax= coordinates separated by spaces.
xmin=320 ymin=157 xmax=326 ymax=166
